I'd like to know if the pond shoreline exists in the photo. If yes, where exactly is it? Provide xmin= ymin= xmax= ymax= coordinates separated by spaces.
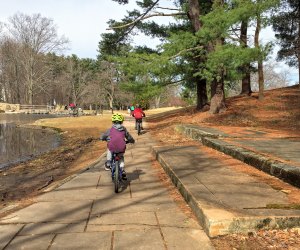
xmin=0 ymin=124 xmax=62 ymax=171
xmin=0 ymin=114 xmax=62 ymax=171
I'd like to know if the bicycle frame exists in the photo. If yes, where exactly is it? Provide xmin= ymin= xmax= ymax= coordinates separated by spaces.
xmin=110 ymin=152 xmax=122 ymax=193
xmin=136 ymin=119 xmax=142 ymax=135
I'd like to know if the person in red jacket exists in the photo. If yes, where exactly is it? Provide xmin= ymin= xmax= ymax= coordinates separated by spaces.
xmin=132 ymin=104 xmax=145 ymax=130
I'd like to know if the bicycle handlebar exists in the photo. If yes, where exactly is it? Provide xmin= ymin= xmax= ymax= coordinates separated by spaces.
xmin=101 ymin=138 xmax=134 ymax=144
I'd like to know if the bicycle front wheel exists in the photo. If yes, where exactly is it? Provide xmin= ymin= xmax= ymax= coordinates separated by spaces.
xmin=114 ymin=161 xmax=120 ymax=193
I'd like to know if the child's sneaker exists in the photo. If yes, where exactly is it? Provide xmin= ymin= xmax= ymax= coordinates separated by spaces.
xmin=122 ymin=170 xmax=127 ymax=180
xmin=104 ymin=161 xmax=111 ymax=171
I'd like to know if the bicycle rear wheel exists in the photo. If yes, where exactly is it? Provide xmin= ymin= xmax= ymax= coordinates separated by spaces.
xmin=114 ymin=161 xmax=120 ymax=193
xmin=137 ymin=121 xmax=141 ymax=135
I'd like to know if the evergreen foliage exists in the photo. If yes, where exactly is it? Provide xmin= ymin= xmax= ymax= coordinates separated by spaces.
xmin=272 ymin=0 xmax=299 ymax=68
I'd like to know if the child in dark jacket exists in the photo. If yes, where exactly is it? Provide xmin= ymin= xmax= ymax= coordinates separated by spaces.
xmin=100 ymin=113 xmax=135 ymax=180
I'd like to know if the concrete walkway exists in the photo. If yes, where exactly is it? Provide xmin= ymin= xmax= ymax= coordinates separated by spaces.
xmin=177 ymin=125 xmax=300 ymax=187
xmin=152 ymin=124 xmax=300 ymax=237
xmin=0 ymin=119 xmax=214 ymax=250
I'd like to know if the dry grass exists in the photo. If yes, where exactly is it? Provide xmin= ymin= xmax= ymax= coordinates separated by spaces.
xmin=34 ymin=114 xmax=113 ymax=138
xmin=144 ymin=106 xmax=182 ymax=115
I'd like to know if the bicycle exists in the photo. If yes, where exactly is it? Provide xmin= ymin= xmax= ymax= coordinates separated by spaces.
xmin=136 ymin=118 xmax=142 ymax=135
xmin=110 ymin=152 xmax=123 ymax=193
xmin=108 ymin=141 xmax=133 ymax=193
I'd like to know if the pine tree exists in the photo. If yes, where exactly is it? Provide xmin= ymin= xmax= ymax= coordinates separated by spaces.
xmin=272 ymin=0 xmax=300 ymax=85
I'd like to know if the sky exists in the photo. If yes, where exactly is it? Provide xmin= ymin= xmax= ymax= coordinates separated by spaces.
xmin=0 ymin=0 xmax=298 ymax=84
xmin=0 ymin=0 xmax=141 ymax=58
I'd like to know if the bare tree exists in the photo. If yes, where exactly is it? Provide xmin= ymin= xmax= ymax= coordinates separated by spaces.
xmin=74 ymin=60 xmax=120 ymax=112
xmin=6 ymin=13 xmax=69 ymax=104
xmin=98 ymin=61 xmax=119 ymax=113
xmin=64 ymin=55 xmax=94 ymax=106
xmin=251 ymin=61 xmax=290 ymax=91
xmin=0 ymin=37 xmax=25 ymax=103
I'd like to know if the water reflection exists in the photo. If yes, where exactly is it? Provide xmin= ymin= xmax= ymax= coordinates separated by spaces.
xmin=0 ymin=114 xmax=60 ymax=169
xmin=0 ymin=113 xmax=57 ymax=125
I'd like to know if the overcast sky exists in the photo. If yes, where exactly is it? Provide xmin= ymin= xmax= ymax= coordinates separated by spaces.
xmin=0 ymin=0 xmax=140 ymax=58
xmin=0 ymin=0 xmax=298 ymax=84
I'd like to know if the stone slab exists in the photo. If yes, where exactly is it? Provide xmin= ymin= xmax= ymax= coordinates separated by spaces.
xmin=153 ymin=145 xmax=300 ymax=236
xmin=114 ymin=228 xmax=165 ymax=250
xmin=0 ymin=201 xmax=92 ymax=223
xmin=5 ymin=234 xmax=54 ymax=250
xmin=156 ymin=210 xmax=199 ymax=228
xmin=55 ymin=172 xmax=100 ymax=190
xmin=37 ymin=188 xmax=128 ymax=201
xmin=177 ymin=124 xmax=300 ymax=188
xmin=19 ymin=222 xmax=86 ymax=235
xmin=0 ymin=224 xmax=24 ymax=249
xmin=50 ymin=232 xmax=111 ymax=250
xmin=87 ymin=211 xmax=157 ymax=231
xmin=228 ymin=138 xmax=300 ymax=164
xmin=91 ymin=197 xmax=179 ymax=214
xmin=161 ymin=227 xmax=215 ymax=250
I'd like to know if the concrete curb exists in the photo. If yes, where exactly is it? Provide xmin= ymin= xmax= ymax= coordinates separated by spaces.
xmin=176 ymin=124 xmax=300 ymax=188
xmin=153 ymin=146 xmax=300 ymax=237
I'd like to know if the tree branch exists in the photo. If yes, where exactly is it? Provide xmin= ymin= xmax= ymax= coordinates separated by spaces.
xmin=110 ymin=0 xmax=160 ymax=44
xmin=170 ymin=45 xmax=203 ymax=59
xmin=107 ymin=12 xmax=186 ymax=30
xmin=156 ymin=6 xmax=181 ymax=11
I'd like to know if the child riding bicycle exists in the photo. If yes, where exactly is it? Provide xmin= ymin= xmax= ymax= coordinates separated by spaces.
xmin=100 ymin=113 xmax=135 ymax=180
xmin=132 ymin=104 xmax=145 ymax=130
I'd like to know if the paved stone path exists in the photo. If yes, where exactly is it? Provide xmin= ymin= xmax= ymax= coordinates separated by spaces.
xmin=226 ymin=138 xmax=300 ymax=164
xmin=154 ymin=145 xmax=300 ymax=237
xmin=0 ymin=119 xmax=214 ymax=250
xmin=177 ymin=124 xmax=300 ymax=188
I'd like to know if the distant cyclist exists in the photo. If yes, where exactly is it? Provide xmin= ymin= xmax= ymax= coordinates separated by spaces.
xmin=100 ymin=113 xmax=135 ymax=180
xmin=132 ymin=104 xmax=145 ymax=130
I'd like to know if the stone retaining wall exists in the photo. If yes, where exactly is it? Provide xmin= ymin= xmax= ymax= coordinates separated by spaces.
xmin=0 ymin=102 xmax=20 ymax=112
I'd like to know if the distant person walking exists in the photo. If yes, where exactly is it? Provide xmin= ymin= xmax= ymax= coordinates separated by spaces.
xmin=127 ymin=105 xmax=131 ymax=115
xmin=130 ymin=104 xmax=135 ymax=116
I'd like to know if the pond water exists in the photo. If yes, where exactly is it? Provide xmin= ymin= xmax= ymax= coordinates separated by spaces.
xmin=0 ymin=113 xmax=61 ymax=169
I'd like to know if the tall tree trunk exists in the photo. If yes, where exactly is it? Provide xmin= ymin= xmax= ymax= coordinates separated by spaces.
xmin=209 ymin=0 xmax=226 ymax=114
xmin=155 ymin=95 xmax=161 ymax=108
xmin=196 ymin=78 xmax=208 ymax=108
xmin=240 ymin=19 xmax=252 ymax=95
xmin=210 ymin=67 xmax=225 ymax=114
xmin=28 ymin=55 xmax=34 ymax=105
xmin=188 ymin=0 xmax=208 ymax=110
xmin=15 ymin=63 xmax=21 ymax=103
xmin=255 ymin=14 xmax=264 ymax=100
xmin=188 ymin=0 xmax=201 ymax=31
xmin=298 ymin=58 xmax=300 ymax=88
xmin=298 ymin=19 xmax=300 ymax=88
